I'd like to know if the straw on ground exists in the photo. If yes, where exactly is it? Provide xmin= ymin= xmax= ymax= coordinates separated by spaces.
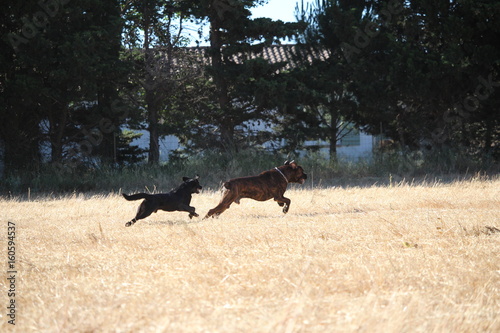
xmin=0 ymin=177 xmax=499 ymax=332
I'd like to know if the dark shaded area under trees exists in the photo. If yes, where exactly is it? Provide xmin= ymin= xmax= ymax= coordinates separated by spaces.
xmin=0 ymin=0 xmax=498 ymax=186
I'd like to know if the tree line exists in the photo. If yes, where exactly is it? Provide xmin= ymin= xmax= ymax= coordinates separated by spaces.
xmin=1 ymin=0 xmax=498 ymax=175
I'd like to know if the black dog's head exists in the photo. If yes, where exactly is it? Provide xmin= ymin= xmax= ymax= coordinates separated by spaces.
xmin=283 ymin=160 xmax=307 ymax=184
xmin=182 ymin=176 xmax=203 ymax=194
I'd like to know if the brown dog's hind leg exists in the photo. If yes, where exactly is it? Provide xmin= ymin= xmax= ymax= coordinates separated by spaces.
xmin=205 ymin=203 xmax=229 ymax=218
xmin=204 ymin=189 xmax=237 ymax=218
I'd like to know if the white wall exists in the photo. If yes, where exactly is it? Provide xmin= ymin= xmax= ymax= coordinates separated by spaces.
xmin=132 ymin=127 xmax=374 ymax=162
xmin=337 ymin=132 xmax=374 ymax=160
xmin=131 ymin=130 xmax=180 ymax=162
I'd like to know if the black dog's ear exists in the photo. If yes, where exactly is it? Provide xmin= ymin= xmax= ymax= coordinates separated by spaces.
xmin=182 ymin=177 xmax=190 ymax=182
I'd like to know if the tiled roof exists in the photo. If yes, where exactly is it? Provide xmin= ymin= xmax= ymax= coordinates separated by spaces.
xmin=244 ymin=44 xmax=330 ymax=70
xmin=171 ymin=44 xmax=330 ymax=71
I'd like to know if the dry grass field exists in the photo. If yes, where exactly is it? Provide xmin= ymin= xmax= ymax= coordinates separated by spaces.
xmin=1 ymin=176 xmax=499 ymax=332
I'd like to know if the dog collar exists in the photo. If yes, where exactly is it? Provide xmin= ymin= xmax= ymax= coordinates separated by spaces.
xmin=274 ymin=167 xmax=288 ymax=183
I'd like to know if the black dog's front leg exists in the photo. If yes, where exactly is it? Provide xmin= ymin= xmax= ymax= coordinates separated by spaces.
xmin=179 ymin=204 xmax=199 ymax=219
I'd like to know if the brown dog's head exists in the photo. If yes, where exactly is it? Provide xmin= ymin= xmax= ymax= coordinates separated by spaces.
xmin=283 ymin=160 xmax=307 ymax=184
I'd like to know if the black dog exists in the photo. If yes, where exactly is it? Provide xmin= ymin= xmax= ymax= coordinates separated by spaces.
xmin=123 ymin=176 xmax=202 ymax=227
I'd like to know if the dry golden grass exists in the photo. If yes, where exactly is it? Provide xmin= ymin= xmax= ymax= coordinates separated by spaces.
xmin=1 ymin=177 xmax=499 ymax=332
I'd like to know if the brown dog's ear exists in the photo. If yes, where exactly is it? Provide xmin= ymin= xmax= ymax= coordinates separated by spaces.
xmin=183 ymin=177 xmax=190 ymax=182
xmin=285 ymin=160 xmax=297 ymax=168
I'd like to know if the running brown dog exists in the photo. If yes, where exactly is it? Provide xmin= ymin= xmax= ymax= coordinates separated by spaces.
xmin=123 ymin=176 xmax=202 ymax=227
xmin=204 ymin=161 xmax=307 ymax=218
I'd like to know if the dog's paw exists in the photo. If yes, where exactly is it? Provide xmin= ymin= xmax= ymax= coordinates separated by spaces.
xmin=125 ymin=222 xmax=132 ymax=227
xmin=189 ymin=212 xmax=199 ymax=219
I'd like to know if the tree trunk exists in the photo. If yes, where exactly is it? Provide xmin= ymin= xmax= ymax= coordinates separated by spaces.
xmin=329 ymin=107 xmax=338 ymax=161
xmin=143 ymin=5 xmax=160 ymax=165
xmin=483 ymin=117 xmax=492 ymax=157
xmin=147 ymin=94 xmax=160 ymax=164
xmin=49 ymin=105 xmax=68 ymax=164
xmin=97 ymin=85 xmax=117 ymax=164
xmin=3 ymin=111 xmax=41 ymax=172
xmin=210 ymin=15 xmax=234 ymax=151
xmin=329 ymin=121 xmax=338 ymax=161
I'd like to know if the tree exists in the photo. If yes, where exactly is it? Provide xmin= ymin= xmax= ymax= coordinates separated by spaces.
xmin=0 ymin=0 xmax=126 ymax=173
xmin=0 ymin=2 xmax=46 ymax=172
xmin=122 ymin=0 xmax=195 ymax=164
xmin=182 ymin=0 xmax=303 ymax=153
xmin=286 ymin=0 xmax=373 ymax=159
xmin=297 ymin=0 xmax=499 ymax=165
xmin=350 ymin=0 xmax=499 ymax=160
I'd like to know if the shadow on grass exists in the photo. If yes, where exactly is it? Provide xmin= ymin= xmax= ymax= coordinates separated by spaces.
xmin=146 ymin=219 xmax=202 ymax=226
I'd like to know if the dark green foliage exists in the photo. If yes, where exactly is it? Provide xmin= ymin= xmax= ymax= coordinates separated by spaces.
xmin=177 ymin=0 xmax=305 ymax=152
xmin=0 ymin=0 xmax=498 ymax=191
xmin=288 ymin=0 xmax=499 ymax=163
xmin=284 ymin=0 xmax=375 ymax=159
xmin=121 ymin=0 xmax=196 ymax=164
xmin=116 ymin=130 xmax=147 ymax=166
xmin=0 ymin=147 xmax=496 ymax=195
xmin=0 ymin=0 xmax=126 ymax=172
xmin=348 ymin=0 xmax=499 ymax=157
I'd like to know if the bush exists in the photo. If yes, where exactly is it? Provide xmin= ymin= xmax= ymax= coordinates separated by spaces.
xmin=0 ymin=147 xmax=497 ymax=195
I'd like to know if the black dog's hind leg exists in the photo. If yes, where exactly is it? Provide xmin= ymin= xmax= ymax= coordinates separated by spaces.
xmin=125 ymin=218 xmax=137 ymax=227
xmin=125 ymin=201 xmax=156 ymax=227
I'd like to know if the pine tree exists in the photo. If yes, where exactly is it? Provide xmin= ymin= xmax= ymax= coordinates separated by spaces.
xmin=122 ymin=0 xmax=198 ymax=164
xmin=287 ymin=0 xmax=373 ymax=159
xmin=183 ymin=0 xmax=303 ymax=153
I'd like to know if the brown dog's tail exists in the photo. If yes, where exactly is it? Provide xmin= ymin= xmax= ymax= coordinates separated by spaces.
xmin=122 ymin=193 xmax=151 ymax=201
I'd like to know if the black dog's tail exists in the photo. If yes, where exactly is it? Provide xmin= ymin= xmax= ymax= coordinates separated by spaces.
xmin=122 ymin=193 xmax=151 ymax=201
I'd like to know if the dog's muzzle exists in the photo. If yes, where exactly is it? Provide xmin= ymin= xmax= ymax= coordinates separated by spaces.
xmin=300 ymin=174 xmax=307 ymax=184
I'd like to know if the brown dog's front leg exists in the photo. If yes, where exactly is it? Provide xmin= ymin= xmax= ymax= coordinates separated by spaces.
xmin=283 ymin=199 xmax=291 ymax=213
xmin=275 ymin=196 xmax=291 ymax=214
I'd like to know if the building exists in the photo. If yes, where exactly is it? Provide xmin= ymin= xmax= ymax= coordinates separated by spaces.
xmin=130 ymin=45 xmax=375 ymax=161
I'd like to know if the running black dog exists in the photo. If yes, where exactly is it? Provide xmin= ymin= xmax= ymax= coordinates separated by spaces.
xmin=123 ymin=176 xmax=202 ymax=227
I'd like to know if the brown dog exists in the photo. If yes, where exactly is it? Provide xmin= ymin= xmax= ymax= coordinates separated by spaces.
xmin=204 ymin=161 xmax=307 ymax=218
